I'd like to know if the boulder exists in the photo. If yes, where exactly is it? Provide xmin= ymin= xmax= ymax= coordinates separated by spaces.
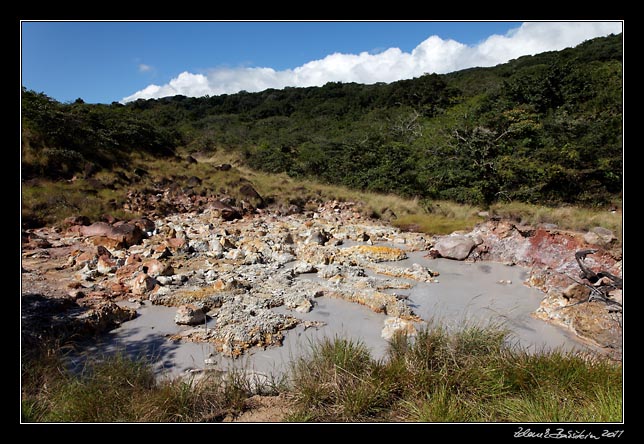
xmin=211 ymin=200 xmax=242 ymax=221
xmin=80 ymin=222 xmax=145 ymax=247
xmin=433 ymin=235 xmax=476 ymax=260
xmin=175 ymin=304 xmax=206 ymax=325
xmin=76 ymin=301 xmax=137 ymax=332
xmin=583 ymin=227 xmax=616 ymax=246
xmin=239 ymin=183 xmax=264 ymax=209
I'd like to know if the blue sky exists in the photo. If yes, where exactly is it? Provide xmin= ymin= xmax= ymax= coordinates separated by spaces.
xmin=21 ymin=21 xmax=622 ymax=104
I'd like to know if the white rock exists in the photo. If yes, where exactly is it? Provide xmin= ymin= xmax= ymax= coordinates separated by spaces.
xmin=175 ymin=304 xmax=206 ymax=325
xmin=295 ymin=299 xmax=314 ymax=313
xmin=293 ymin=261 xmax=317 ymax=274
xmin=434 ymin=235 xmax=476 ymax=260
xmin=381 ymin=317 xmax=417 ymax=340
xmin=156 ymin=276 xmax=173 ymax=286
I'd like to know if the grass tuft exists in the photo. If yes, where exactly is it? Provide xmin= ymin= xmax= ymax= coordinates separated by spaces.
xmin=287 ymin=323 xmax=622 ymax=422
xmin=21 ymin=344 xmax=272 ymax=423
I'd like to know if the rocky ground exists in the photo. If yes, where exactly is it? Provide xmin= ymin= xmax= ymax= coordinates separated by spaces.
xmin=21 ymin=187 xmax=623 ymax=366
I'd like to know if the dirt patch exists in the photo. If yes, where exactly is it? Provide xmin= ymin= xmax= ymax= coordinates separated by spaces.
xmin=223 ymin=394 xmax=294 ymax=422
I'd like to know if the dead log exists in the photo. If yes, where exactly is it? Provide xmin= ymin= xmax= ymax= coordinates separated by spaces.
xmin=572 ymin=249 xmax=622 ymax=308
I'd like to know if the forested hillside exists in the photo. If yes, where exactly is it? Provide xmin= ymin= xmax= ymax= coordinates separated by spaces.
xmin=22 ymin=33 xmax=622 ymax=207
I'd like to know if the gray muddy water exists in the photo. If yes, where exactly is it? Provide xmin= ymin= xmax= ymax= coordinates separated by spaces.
xmin=86 ymin=253 xmax=596 ymax=380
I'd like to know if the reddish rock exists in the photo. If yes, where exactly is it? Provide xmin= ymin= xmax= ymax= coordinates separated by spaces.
xmin=130 ymin=273 xmax=157 ymax=295
xmin=75 ymin=250 xmax=97 ymax=263
xmin=108 ymin=282 xmax=128 ymax=294
xmin=166 ymin=237 xmax=187 ymax=251
xmin=86 ymin=291 xmax=110 ymax=300
xmin=153 ymin=245 xmax=173 ymax=259
xmin=116 ymin=263 xmax=141 ymax=281
xmin=90 ymin=236 xmax=125 ymax=250
xmin=143 ymin=259 xmax=174 ymax=277
xmin=125 ymin=254 xmax=142 ymax=266
xmin=97 ymin=256 xmax=117 ymax=275
xmin=81 ymin=222 xmax=145 ymax=247
xmin=66 ymin=225 xmax=84 ymax=236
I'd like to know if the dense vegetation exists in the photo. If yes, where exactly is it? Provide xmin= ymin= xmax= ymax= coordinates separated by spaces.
xmin=22 ymin=33 xmax=622 ymax=208
xmin=22 ymin=324 xmax=622 ymax=422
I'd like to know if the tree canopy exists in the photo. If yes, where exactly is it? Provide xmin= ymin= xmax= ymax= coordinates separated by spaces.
xmin=22 ymin=33 xmax=622 ymax=206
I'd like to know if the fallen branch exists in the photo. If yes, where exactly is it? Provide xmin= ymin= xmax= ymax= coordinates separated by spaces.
xmin=562 ymin=249 xmax=623 ymax=311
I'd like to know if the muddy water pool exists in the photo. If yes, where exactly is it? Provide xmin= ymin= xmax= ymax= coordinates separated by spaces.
xmin=85 ymin=253 xmax=595 ymax=380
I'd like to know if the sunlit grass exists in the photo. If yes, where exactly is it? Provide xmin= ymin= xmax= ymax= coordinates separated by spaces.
xmin=22 ymin=321 xmax=621 ymax=423
xmin=287 ymin=322 xmax=623 ymax=423
xmin=490 ymin=201 xmax=622 ymax=243
xmin=21 ymin=345 xmax=278 ymax=423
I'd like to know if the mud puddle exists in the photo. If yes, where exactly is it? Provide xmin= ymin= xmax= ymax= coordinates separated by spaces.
xmin=82 ymin=255 xmax=597 ymax=380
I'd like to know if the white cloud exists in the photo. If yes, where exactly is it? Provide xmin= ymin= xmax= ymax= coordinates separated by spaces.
xmin=138 ymin=63 xmax=153 ymax=73
xmin=121 ymin=21 xmax=622 ymax=103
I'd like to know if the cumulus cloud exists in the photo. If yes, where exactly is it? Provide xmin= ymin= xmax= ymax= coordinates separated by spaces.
xmin=122 ymin=21 xmax=622 ymax=102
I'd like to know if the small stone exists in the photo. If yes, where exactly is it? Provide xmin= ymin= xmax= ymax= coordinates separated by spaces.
xmin=381 ymin=317 xmax=417 ymax=340
xmin=143 ymin=259 xmax=174 ymax=277
xmin=96 ymin=256 xmax=117 ymax=275
xmin=156 ymin=276 xmax=173 ymax=286
xmin=306 ymin=230 xmax=331 ymax=245
xmin=130 ymin=273 xmax=157 ymax=295
xmin=293 ymin=261 xmax=317 ymax=274
xmin=562 ymin=282 xmax=591 ymax=303
xmin=295 ymin=299 xmax=314 ymax=313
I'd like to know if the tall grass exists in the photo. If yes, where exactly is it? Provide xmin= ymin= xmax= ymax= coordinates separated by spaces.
xmin=21 ymin=343 xmax=274 ymax=423
xmin=490 ymin=201 xmax=622 ymax=242
xmin=22 ymin=323 xmax=622 ymax=423
xmin=287 ymin=323 xmax=623 ymax=422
